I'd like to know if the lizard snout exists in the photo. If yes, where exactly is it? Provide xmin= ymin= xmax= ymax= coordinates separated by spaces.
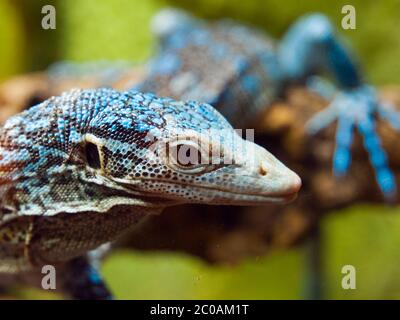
xmin=255 ymin=149 xmax=302 ymax=201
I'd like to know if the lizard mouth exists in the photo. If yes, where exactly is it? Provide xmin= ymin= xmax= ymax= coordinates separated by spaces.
xmin=149 ymin=186 xmax=297 ymax=205
xmin=117 ymin=179 xmax=299 ymax=205
xmin=184 ymin=183 xmax=299 ymax=204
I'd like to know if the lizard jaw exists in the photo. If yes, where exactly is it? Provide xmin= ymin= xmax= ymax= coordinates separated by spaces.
xmin=114 ymin=175 xmax=300 ymax=206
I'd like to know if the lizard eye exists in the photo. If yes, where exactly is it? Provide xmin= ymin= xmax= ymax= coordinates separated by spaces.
xmin=85 ymin=142 xmax=101 ymax=169
xmin=166 ymin=141 xmax=207 ymax=173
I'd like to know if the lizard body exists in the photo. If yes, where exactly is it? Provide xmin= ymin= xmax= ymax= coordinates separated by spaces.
xmin=0 ymin=88 xmax=300 ymax=297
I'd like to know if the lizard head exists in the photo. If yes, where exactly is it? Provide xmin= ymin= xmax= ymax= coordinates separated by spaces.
xmin=82 ymin=90 xmax=301 ymax=207
xmin=0 ymin=89 xmax=300 ymax=217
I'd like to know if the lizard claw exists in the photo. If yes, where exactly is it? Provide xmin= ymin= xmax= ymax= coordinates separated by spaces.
xmin=306 ymin=84 xmax=398 ymax=199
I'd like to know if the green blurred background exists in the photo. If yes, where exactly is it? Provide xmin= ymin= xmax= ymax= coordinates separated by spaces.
xmin=2 ymin=0 xmax=400 ymax=299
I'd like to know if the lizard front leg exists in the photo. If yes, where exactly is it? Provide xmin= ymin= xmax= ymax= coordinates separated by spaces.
xmin=279 ymin=13 xmax=400 ymax=199
xmin=61 ymin=254 xmax=112 ymax=300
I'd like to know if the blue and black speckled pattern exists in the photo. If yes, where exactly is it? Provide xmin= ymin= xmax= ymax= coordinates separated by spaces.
xmin=0 ymin=87 xmax=236 ymax=221
xmin=0 ymin=88 xmax=231 ymax=182
xmin=135 ymin=16 xmax=283 ymax=127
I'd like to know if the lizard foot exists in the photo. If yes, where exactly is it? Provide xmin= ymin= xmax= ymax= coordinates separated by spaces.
xmin=306 ymin=85 xmax=400 ymax=199
xmin=62 ymin=256 xmax=113 ymax=300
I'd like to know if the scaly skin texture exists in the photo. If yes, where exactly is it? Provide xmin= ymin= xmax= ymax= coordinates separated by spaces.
xmin=0 ymin=89 xmax=300 ymax=294
xmin=136 ymin=9 xmax=400 ymax=199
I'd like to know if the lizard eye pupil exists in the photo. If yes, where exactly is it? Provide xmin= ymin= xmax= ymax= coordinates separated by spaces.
xmin=85 ymin=142 xmax=101 ymax=169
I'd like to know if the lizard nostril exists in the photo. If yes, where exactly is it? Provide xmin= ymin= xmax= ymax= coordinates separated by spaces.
xmin=258 ymin=166 xmax=267 ymax=176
